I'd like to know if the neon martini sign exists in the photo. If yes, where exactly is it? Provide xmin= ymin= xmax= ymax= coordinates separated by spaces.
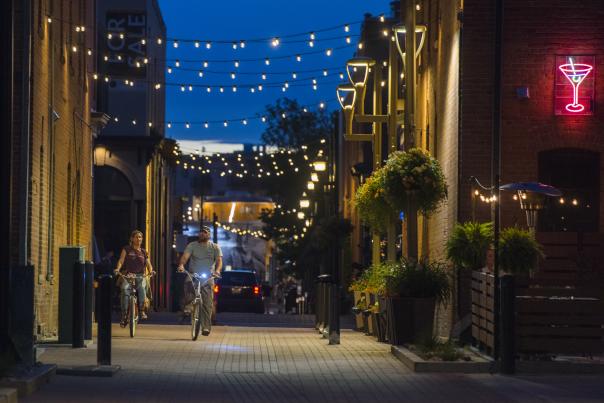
xmin=555 ymin=56 xmax=595 ymax=115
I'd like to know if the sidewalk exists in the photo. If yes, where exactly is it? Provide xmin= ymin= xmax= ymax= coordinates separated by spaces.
xmin=25 ymin=313 xmax=604 ymax=403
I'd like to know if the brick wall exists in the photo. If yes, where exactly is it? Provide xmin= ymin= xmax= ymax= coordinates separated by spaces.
xmin=16 ymin=0 xmax=96 ymax=340
xmin=415 ymin=0 xmax=463 ymax=338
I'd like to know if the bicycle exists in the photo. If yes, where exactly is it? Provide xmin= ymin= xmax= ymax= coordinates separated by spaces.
xmin=181 ymin=271 xmax=220 ymax=340
xmin=116 ymin=272 xmax=154 ymax=338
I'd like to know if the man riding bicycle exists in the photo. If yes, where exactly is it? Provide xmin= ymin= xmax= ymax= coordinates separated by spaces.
xmin=178 ymin=226 xmax=222 ymax=336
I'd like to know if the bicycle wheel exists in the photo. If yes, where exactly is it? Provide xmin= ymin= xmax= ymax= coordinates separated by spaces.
xmin=191 ymin=301 xmax=201 ymax=340
xmin=129 ymin=296 xmax=137 ymax=338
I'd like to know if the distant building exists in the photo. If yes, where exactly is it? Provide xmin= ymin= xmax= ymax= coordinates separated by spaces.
xmin=94 ymin=0 xmax=176 ymax=310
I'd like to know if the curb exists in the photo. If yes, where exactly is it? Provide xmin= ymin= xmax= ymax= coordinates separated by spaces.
xmin=391 ymin=345 xmax=495 ymax=373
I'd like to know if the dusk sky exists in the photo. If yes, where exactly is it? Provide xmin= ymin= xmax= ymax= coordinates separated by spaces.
xmin=159 ymin=0 xmax=392 ymax=146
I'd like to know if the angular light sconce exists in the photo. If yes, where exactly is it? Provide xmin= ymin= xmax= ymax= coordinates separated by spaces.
xmin=393 ymin=24 xmax=427 ymax=71
xmin=337 ymin=84 xmax=356 ymax=136
xmin=346 ymin=57 xmax=375 ymax=114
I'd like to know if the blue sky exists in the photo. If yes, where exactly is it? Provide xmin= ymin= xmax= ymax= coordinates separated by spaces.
xmin=159 ymin=0 xmax=392 ymax=144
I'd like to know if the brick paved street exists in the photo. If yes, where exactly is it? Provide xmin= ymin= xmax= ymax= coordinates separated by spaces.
xmin=25 ymin=313 xmax=604 ymax=403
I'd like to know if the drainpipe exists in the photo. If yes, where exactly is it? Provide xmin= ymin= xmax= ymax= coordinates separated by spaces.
xmin=46 ymin=19 xmax=56 ymax=284
xmin=18 ymin=0 xmax=33 ymax=267
xmin=404 ymin=0 xmax=418 ymax=261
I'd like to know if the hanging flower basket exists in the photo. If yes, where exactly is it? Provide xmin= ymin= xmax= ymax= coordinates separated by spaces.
xmin=353 ymin=167 xmax=392 ymax=231
xmin=382 ymin=148 xmax=448 ymax=215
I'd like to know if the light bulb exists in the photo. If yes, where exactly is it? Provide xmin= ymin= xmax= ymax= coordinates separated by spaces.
xmin=346 ymin=36 xmax=351 ymax=44
xmin=198 ymin=70 xmax=204 ymax=77
xmin=223 ymin=121 xmax=228 ymax=127
xmin=265 ymin=58 xmax=270 ymax=65
xmin=258 ymin=85 xmax=263 ymax=91
xmin=185 ymin=122 xmax=190 ymax=128
xmin=119 ymin=33 xmax=124 ymax=39
xmin=207 ymin=87 xmax=211 ymax=93
xmin=167 ymin=122 xmax=172 ymax=128
xmin=175 ymin=60 xmax=180 ymax=67
xmin=323 ymin=70 xmax=328 ymax=76
xmin=232 ymin=86 xmax=237 ymax=92
xmin=219 ymin=87 xmax=224 ymax=92
xmin=167 ymin=67 xmax=172 ymax=74
xmin=358 ymin=42 xmax=363 ymax=49
xmin=206 ymin=42 xmax=211 ymax=49
xmin=379 ymin=14 xmax=385 ymax=22
xmin=141 ymin=39 xmax=146 ymax=45
xmin=261 ymin=73 xmax=267 ymax=80
xmin=344 ymin=25 xmax=350 ymax=32
xmin=308 ymin=41 xmax=314 ymax=47
xmin=188 ymin=85 xmax=193 ymax=91
xmin=292 ymin=72 xmax=297 ymax=79
xmin=173 ymin=41 xmax=179 ymax=48
xmin=231 ymin=72 xmax=236 ymax=79
xmin=194 ymin=41 xmax=200 ymax=48
xmin=271 ymin=37 xmax=280 ymax=47
xmin=326 ymin=48 xmax=332 ymax=56
xmin=242 ymin=119 xmax=247 ymax=125
xmin=261 ymin=116 xmax=267 ymax=122
xmin=203 ymin=61 xmax=209 ymax=68
xmin=157 ymin=38 xmax=162 ymax=45
xmin=319 ymin=102 xmax=325 ymax=108
xmin=296 ymin=55 xmax=301 ymax=62
xmin=234 ymin=60 xmax=239 ymax=68
xmin=180 ymin=85 xmax=185 ymax=92
xmin=240 ymin=41 xmax=245 ymax=48
xmin=232 ymin=42 xmax=237 ymax=49
xmin=204 ymin=122 xmax=209 ymax=128
xmin=309 ymin=32 xmax=315 ymax=40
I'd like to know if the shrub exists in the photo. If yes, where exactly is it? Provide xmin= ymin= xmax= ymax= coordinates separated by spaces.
xmin=385 ymin=259 xmax=452 ymax=304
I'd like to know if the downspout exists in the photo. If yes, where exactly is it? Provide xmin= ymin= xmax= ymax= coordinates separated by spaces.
xmin=46 ymin=19 xmax=56 ymax=283
xmin=18 ymin=0 xmax=33 ymax=267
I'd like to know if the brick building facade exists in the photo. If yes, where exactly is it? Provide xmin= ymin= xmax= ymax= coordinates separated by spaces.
xmin=1 ymin=0 xmax=98 ymax=347
xmin=340 ymin=0 xmax=604 ymax=339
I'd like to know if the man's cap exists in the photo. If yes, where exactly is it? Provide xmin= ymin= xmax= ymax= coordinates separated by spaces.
xmin=200 ymin=226 xmax=211 ymax=233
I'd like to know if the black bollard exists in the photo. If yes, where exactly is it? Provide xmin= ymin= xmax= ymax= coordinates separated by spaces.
xmin=72 ymin=261 xmax=85 ymax=348
xmin=328 ymin=283 xmax=340 ymax=345
xmin=97 ymin=274 xmax=112 ymax=365
xmin=84 ymin=261 xmax=94 ymax=341
xmin=500 ymin=274 xmax=516 ymax=374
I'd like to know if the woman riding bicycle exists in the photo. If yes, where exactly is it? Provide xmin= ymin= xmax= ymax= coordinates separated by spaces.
xmin=114 ymin=230 xmax=154 ymax=327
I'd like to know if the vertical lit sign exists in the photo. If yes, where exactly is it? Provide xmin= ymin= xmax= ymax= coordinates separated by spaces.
xmin=104 ymin=12 xmax=147 ymax=78
xmin=555 ymin=56 xmax=595 ymax=115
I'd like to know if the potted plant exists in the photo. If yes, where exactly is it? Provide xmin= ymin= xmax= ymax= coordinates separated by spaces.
xmin=446 ymin=222 xmax=494 ymax=334
xmin=366 ymin=261 xmax=398 ymax=342
xmin=349 ymin=272 xmax=369 ymax=332
xmin=384 ymin=259 xmax=451 ymax=345
xmin=499 ymin=227 xmax=543 ymax=275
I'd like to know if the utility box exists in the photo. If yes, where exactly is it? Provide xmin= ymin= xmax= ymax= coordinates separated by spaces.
xmin=58 ymin=246 xmax=85 ymax=344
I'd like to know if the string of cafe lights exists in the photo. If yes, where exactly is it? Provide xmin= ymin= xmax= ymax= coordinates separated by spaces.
xmin=175 ymin=144 xmax=325 ymax=180
xmin=103 ymin=98 xmax=336 ymax=130
xmin=44 ymin=13 xmax=370 ymax=50
xmin=471 ymin=189 xmax=585 ymax=208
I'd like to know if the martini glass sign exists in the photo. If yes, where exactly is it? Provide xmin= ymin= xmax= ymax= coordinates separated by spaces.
xmin=558 ymin=57 xmax=593 ymax=113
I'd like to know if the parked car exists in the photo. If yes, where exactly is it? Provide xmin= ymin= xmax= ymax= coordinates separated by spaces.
xmin=215 ymin=270 xmax=264 ymax=314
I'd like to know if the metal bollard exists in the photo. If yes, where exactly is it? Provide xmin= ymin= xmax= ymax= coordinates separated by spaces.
xmin=97 ymin=274 xmax=112 ymax=365
xmin=84 ymin=261 xmax=94 ymax=340
xmin=328 ymin=283 xmax=340 ymax=345
xmin=72 ymin=261 xmax=85 ymax=348
xmin=500 ymin=274 xmax=516 ymax=374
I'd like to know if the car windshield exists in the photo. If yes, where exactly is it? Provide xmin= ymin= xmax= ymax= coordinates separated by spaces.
xmin=220 ymin=272 xmax=256 ymax=286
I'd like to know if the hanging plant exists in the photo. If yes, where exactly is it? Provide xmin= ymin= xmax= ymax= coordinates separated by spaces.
xmin=353 ymin=167 xmax=392 ymax=231
xmin=382 ymin=148 xmax=448 ymax=215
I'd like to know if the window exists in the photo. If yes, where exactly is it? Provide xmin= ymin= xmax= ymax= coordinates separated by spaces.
xmin=538 ymin=149 xmax=599 ymax=232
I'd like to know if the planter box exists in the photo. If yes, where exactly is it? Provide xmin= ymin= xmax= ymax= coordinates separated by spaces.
xmin=391 ymin=345 xmax=493 ymax=373
xmin=386 ymin=297 xmax=435 ymax=345
xmin=365 ymin=292 xmax=374 ymax=335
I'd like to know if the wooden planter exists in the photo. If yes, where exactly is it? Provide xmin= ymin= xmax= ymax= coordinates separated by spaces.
xmin=353 ymin=291 xmax=364 ymax=331
xmin=386 ymin=296 xmax=435 ymax=345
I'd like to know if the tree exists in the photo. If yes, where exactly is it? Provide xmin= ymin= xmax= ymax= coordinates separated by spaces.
xmin=261 ymin=98 xmax=333 ymax=149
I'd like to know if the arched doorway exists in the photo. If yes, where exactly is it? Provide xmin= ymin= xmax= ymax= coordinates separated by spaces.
xmin=94 ymin=165 xmax=136 ymax=258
